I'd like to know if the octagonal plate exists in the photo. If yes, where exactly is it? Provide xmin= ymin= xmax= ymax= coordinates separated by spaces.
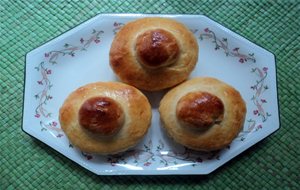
xmin=23 ymin=14 xmax=280 ymax=175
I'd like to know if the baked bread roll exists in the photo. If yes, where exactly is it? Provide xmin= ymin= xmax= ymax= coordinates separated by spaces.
xmin=109 ymin=17 xmax=199 ymax=91
xmin=159 ymin=77 xmax=246 ymax=151
xmin=59 ymin=82 xmax=152 ymax=154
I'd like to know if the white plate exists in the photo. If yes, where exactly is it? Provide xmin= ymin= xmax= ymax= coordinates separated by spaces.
xmin=23 ymin=14 xmax=280 ymax=175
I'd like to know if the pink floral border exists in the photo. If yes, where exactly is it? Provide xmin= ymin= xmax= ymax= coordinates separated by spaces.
xmin=250 ymin=67 xmax=271 ymax=122
xmin=113 ymin=22 xmax=124 ymax=34
xmin=237 ymin=67 xmax=271 ymax=141
xmin=34 ymin=29 xmax=104 ymax=137
xmin=105 ymin=140 xmax=225 ymax=167
xmin=198 ymin=28 xmax=256 ymax=63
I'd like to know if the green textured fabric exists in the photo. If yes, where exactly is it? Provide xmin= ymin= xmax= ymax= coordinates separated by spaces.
xmin=1 ymin=0 xmax=299 ymax=189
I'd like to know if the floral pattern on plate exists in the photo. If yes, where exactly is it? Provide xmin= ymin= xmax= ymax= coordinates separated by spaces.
xmin=23 ymin=14 xmax=279 ymax=175
xmin=33 ymin=29 xmax=104 ymax=137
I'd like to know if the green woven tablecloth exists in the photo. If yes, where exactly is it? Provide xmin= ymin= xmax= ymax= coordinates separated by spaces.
xmin=1 ymin=0 xmax=299 ymax=189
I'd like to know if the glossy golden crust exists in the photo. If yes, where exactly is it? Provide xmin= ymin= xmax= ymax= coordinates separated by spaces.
xmin=109 ymin=17 xmax=199 ymax=91
xmin=176 ymin=92 xmax=224 ymax=130
xmin=59 ymin=82 xmax=152 ymax=155
xmin=136 ymin=29 xmax=179 ymax=69
xmin=159 ymin=77 xmax=246 ymax=151
xmin=78 ymin=97 xmax=125 ymax=136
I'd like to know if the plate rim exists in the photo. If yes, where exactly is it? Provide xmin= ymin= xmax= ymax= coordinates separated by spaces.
xmin=22 ymin=13 xmax=281 ymax=175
